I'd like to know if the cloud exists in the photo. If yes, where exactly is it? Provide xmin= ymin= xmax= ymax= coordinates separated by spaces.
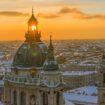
xmin=37 ymin=13 xmax=59 ymax=19
xmin=37 ymin=7 xmax=83 ymax=19
xmin=0 ymin=11 xmax=29 ymax=17
xmin=76 ymin=13 xmax=105 ymax=20
xmin=38 ymin=7 xmax=105 ymax=20
xmin=0 ymin=7 xmax=105 ymax=20
xmin=59 ymin=7 xmax=82 ymax=14
xmin=59 ymin=7 xmax=105 ymax=20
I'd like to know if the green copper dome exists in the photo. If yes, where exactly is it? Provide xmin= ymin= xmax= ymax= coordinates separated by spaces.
xmin=43 ymin=60 xmax=59 ymax=71
xmin=12 ymin=10 xmax=47 ymax=69
xmin=43 ymin=35 xmax=59 ymax=71
xmin=12 ymin=41 xmax=47 ymax=68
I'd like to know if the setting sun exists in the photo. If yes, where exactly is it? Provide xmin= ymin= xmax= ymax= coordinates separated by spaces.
xmin=32 ymin=25 xmax=36 ymax=31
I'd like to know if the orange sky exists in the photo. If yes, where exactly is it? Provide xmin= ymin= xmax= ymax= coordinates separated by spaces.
xmin=0 ymin=0 xmax=105 ymax=40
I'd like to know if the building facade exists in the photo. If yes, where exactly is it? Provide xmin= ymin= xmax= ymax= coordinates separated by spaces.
xmin=4 ymin=9 xmax=64 ymax=105
xmin=63 ymin=71 xmax=97 ymax=90
xmin=98 ymin=54 xmax=105 ymax=105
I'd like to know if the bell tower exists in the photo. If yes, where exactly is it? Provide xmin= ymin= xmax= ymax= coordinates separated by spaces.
xmin=25 ymin=8 xmax=41 ymax=42
xmin=98 ymin=53 xmax=105 ymax=105
xmin=38 ymin=35 xmax=65 ymax=105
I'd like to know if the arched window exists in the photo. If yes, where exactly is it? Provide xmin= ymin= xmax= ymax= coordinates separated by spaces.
xmin=43 ymin=92 xmax=48 ymax=105
xmin=30 ymin=95 xmax=36 ymax=105
xmin=20 ymin=92 xmax=26 ymax=105
xmin=56 ymin=92 xmax=60 ymax=105
xmin=13 ymin=90 xmax=17 ymax=105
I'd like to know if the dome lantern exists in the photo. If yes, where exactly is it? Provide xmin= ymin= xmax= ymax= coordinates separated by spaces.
xmin=28 ymin=8 xmax=38 ymax=32
xmin=12 ymin=9 xmax=47 ymax=70
xmin=25 ymin=8 xmax=41 ymax=42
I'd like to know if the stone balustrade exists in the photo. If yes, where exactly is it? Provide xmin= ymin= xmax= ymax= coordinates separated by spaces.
xmin=4 ymin=75 xmax=39 ymax=85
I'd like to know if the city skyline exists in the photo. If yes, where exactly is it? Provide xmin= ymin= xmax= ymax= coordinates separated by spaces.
xmin=0 ymin=0 xmax=105 ymax=40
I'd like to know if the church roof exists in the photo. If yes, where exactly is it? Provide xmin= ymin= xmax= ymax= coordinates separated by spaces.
xmin=12 ymin=9 xmax=48 ymax=69
xmin=12 ymin=41 xmax=47 ymax=69
xmin=28 ymin=8 xmax=38 ymax=24
xmin=64 ymin=86 xmax=97 ymax=104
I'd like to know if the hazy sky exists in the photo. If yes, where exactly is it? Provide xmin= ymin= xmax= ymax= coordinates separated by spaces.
xmin=0 ymin=0 xmax=105 ymax=40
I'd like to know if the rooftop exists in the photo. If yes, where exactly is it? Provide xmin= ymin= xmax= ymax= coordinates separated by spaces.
xmin=63 ymin=71 xmax=97 ymax=77
xmin=64 ymin=86 xmax=98 ymax=105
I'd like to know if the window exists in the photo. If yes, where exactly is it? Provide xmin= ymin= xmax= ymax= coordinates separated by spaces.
xmin=30 ymin=95 xmax=36 ymax=105
xmin=20 ymin=92 xmax=26 ymax=105
xmin=56 ymin=92 xmax=59 ymax=105
xmin=13 ymin=90 xmax=17 ymax=105
xmin=43 ymin=92 xmax=48 ymax=105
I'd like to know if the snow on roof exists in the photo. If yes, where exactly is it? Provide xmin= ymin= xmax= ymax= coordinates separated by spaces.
xmin=63 ymin=71 xmax=97 ymax=76
xmin=0 ymin=102 xmax=3 ymax=105
xmin=0 ymin=80 xmax=4 ymax=87
xmin=65 ymin=100 xmax=75 ymax=105
xmin=64 ymin=86 xmax=98 ymax=104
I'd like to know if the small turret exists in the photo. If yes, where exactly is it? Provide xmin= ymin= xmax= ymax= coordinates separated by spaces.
xmin=38 ymin=34 xmax=64 ymax=105
xmin=43 ymin=34 xmax=59 ymax=71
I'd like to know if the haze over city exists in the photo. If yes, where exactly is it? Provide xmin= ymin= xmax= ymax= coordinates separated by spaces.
xmin=0 ymin=0 xmax=105 ymax=40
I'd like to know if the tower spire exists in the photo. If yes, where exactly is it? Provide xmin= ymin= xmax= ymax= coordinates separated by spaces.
xmin=32 ymin=7 xmax=34 ymax=15
xmin=43 ymin=33 xmax=59 ymax=71
xmin=48 ymin=33 xmax=54 ymax=60
xmin=50 ymin=33 xmax=52 ymax=44
xmin=50 ymin=33 xmax=52 ymax=45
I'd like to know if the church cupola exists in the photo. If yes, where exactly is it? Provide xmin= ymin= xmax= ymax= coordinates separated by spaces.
xmin=38 ymin=34 xmax=64 ymax=105
xmin=40 ymin=34 xmax=63 ymax=87
xmin=28 ymin=8 xmax=38 ymax=32
xmin=12 ymin=8 xmax=47 ymax=69
xmin=25 ymin=8 xmax=41 ymax=42
xmin=43 ymin=34 xmax=59 ymax=71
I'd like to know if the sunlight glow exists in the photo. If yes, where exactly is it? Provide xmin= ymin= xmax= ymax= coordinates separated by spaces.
xmin=32 ymin=25 xmax=36 ymax=31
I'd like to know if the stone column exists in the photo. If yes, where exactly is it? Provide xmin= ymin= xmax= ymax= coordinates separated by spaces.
xmin=53 ymin=92 xmax=56 ymax=105
xmin=48 ymin=92 xmax=50 ymax=105
xmin=36 ymin=89 xmax=39 ymax=105
xmin=10 ymin=89 xmax=13 ymax=105
xmin=26 ymin=90 xmax=29 ymax=105
xmin=50 ymin=89 xmax=54 ymax=105
xmin=6 ymin=88 xmax=11 ymax=105
xmin=17 ymin=89 xmax=20 ymax=105
xmin=59 ymin=91 xmax=64 ymax=105
xmin=6 ymin=87 xmax=11 ymax=105
xmin=38 ymin=90 xmax=43 ymax=105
